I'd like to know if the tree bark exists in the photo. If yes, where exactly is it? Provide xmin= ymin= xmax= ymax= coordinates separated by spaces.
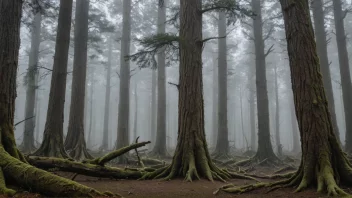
xmin=87 ymin=68 xmax=94 ymax=148
xmin=248 ymin=54 xmax=256 ymax=151
xmin=34 ymin=0 xmax=73 ymax=158
xmin=215 ymin=11 xmax=229 ymax=156
xmin=280 ymin=0 xmax=352 ymax=194
xmin=116 ymin=0 xmax=132 ymax=161
xmin=142 ymin=0 xmax=235 ymax=182
xmin=0 ymin=1 xmax=113 ymax=196
xmin=252 ymin=0 xmax=277 ymax=162
xmin=64 ymin=0 xmax=92 ymax=161
xmin=101 ymin=36 xmax=112 ymax=151
xmin=311 ymin=0 xmax=341 ymax=142
xmin=332 ymin=0 xmax=352 ymax=152
xmin=22 ymin=11 xmax=42 ymax=152
xmin=152 ymin=0 xmax=167 ymax=157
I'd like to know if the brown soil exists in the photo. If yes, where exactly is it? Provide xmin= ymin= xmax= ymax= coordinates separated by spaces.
xmin=3 ymin=167 xmax=349 ymax=197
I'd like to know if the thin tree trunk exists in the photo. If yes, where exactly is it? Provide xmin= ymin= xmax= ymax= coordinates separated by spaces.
xmin=248 ymin=58 xmax=256 ymax=151
xmin=311 ymin=0 xmax=341 ymax=142
xmin=152 ymin=0 xmax=167 ymax=157
xmin=252 ymin=0 xmax=277 ymax=161
xmin=101 ymin=36 xmax=112 ymax=151
xmin=35 ymin=90 xmax=41 ymax=145
xmin=215 ymin=11 xmax=229 ymax=156
xmin=22 ymin=11 xmax=42 ymax=152
xmin=87 ymin=69 xmax=94 ymax=149
xmin=34 ymin=0 xmax=73 ymax=158
xmin=240 ymin=87 xmax=248 ymax=150
xmin=64 ymin=0 xmax=91 ymax=160
xmin=116 ymin=0 xmax=132 ymax=161
xmin=212 ymin=55 xmax=218 ymax=148
xmin=133 ymin=82 xmax=138 ymax=142
xmin=274 ymin=66 xmax=281 ymax=155
xmin=332 ymin=0 xmax=352 ymax=152
xmin=150 ymin=69 xmax=157 ymax=146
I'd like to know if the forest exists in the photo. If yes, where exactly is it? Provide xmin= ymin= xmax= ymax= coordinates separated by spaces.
xmin=1 ymin=0 xmax=352 ymax=197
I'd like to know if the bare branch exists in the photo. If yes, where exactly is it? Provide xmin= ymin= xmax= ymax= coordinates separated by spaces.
xmin=168 ymin=82 xmax=179 ymax=90
xmin=264 ymin=44 xmax=274 ymax=58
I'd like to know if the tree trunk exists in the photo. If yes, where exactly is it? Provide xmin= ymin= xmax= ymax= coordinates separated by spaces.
xmin=0 ymin=1 xmax=113 ymax=196
xmin=34 ymin=0 xmax=73 ymax=158
xmin=311 ymin=0 xmax=341 ymax=142
xmin=22 ymin=11 xmax=42 ymax=153
xmin=279 ymin=0 xmax=352 ymax=194
xmin=248 ymin=56 xmax=256 ymax=151
xmin=64 ymin=0 xmax=92 ymax=160
xmin=332 ymin=0 xmax=352 ymax=152
xmin=87 ymin=68 xmax=94 ymax=148
xmin=215 ymin=11 xmax=229 ymax=156
xmin=150 ymin=69 xmax=157 ymax=146
xmin=35 ymin=90 xmax=41 ymax=145
xmin=133 ymin=82 xmax=138 ymax=142
xmin=142 ymin=0 xmax=234 ymax=182
xmin=252 ymin=0 xmax=277 ymax=162
xmin=116 ymin=0 xmax=132 ymax=161
xmin=151 ymin=0 xmax=167 ymax=157
xmin=212 ymin=54 xmax=218 ymax=148
xmin=101 ymin=36 xmax=112 ymax=151
xmin=274 ymin=66 xmax=281 ymax=155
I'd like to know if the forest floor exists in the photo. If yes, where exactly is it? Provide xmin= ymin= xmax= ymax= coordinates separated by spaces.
xmin=6 ymin=167 xmax=349 ymax=198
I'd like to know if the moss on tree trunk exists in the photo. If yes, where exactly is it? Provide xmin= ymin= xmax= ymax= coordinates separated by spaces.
xmin=220 ymin=1 xmax=352 ymax=196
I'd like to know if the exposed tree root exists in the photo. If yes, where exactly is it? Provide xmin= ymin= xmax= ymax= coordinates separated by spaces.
xmin=27 ymin=156 xmax=145 ymax=179
xmin=87 ymin=141 xmax=151 ymax=166
xmin=0 ymin=147 xmax=118 ymax=197
xmin=0 ymin=167 xmax=16 ymax=196
xmin=274 ymin=164 xmax=297 ymax=174
xmin=33 ymin=140 xmax=69 ymax=159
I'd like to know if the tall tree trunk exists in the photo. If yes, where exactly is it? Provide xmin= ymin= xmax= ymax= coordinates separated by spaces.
xmin=116 ymin=0 xmax=132 ymax=160
xmin=214 ymin=11 xmax=229 ymax=156
xmin=332 ymin=0 xmax=352 ymax=152
xmin=143 ymin=0 xmax=233 ymax=182
xmin=252 ymin=0 xmax=277 ymax=161
xmin=101 ymin=37 xmax=112 ymax=151
xmin=311 ymin=0 xmax=341 ymax=142
xmin=87 ymin=69 xmax=94 ymax=149
xmin=34 ymin=0 xmax=73 ymax=158
xmin=150 ymin=69 xmax=157 ymax=146
xmin=0 ymin=1 xmax=108 ymax=196
xmin=248 ymin=58 xmax=256 ymax=151
xmin=22 ymin=11 xmax=42 ymax=152
xmin=64 ymin=0 xmax=91 ymax=160
xmin=35 ymin=90 xmax=41 ymax=145
xmin=133 ymin=82 xmax=138 ymax=142
xmin=274 ymin=66 xmax=281 ymax=155
xmin=151 ymin=0 xmax=167 ymax=157
xmin=212 ymin=55 xmax=218 ymax=148
xmin=278 ymin=0 xmax=352 ymax=194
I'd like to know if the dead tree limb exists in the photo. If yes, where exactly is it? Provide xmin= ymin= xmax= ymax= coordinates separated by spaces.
xmin=88 ymin=141 xmax=151 ymax=166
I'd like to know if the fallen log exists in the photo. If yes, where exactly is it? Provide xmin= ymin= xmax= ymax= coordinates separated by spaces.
xmin=0 ymin=148 xmax=116 ymax=197
xmin=88 ymin=141 xmax=151 ymax=166
xmin=27 ymin=156 xmax=145 ymax=179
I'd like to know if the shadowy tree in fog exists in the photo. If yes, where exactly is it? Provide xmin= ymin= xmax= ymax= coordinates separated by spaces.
xmin=311 ymin=0 xmax=341 ymax=142
xmin=64 ymin=0 xmax=92 ymax=160
xmin=101 ymin=36 xmax=113 ymax=151
xmin=150 ymin=70 xmax=157 ymax=146
xmin=151 ymin=0 xmax=167 ymax=157
xmin=332 ymin=0 xmax=352 ymax=152
xmin=251 ymin=0 xmax=277 ymax=162
xmin=34 ymin=0 xmax=73 ymax=158
xmin=214 ymin=11 xmax=229 ymax=157
xmin=22 ymin=10 xmax=42 ymax=152
xmin=274 ymin=65 xmax=281 ymax=155
xmin=116 ymin=0 xmax=132 ymax=160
